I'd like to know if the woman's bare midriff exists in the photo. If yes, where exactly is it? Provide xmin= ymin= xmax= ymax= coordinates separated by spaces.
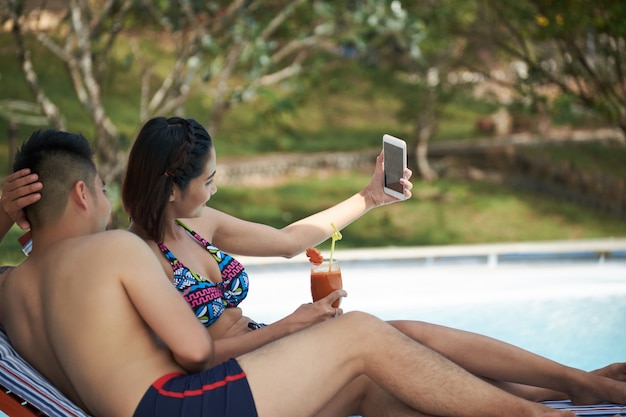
xmin=206 ymin=307 xmax=258 ymax=339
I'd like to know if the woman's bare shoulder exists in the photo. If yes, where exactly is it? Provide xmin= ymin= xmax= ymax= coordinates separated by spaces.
xmin=76 ymin=231 xmax=161 ymax=278
xmin=181 ymin=206 xmax=229 ymax=233
xmin=82 ymin=230 xmax=151 ymax=256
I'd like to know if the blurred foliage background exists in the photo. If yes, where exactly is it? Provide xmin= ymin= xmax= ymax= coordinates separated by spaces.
xmin=1 ymin=0 xmax=625 ymax=264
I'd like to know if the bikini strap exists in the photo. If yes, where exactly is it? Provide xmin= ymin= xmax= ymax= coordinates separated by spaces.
xmin=176 ymin=220 xmax=218 ymax=255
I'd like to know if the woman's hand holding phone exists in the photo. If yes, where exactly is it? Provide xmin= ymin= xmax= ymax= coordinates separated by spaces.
xmin=382 ymin=134 xmax=409 ymax=200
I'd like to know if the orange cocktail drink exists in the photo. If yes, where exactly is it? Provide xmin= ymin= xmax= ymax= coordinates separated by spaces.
xmin=310 ymin=259 xmax=342 ymax=308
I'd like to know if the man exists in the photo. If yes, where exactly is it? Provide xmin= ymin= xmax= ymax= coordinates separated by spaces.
xmin=0 ymin=129 xmax=576 ymax=417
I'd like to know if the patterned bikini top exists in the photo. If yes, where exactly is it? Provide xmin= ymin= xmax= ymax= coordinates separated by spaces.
xmin=158 ymin=220 xmax=249 ymax=327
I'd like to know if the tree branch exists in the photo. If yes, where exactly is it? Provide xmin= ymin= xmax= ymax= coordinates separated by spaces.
xmin=8 ymin=2 xmax=64 ymax=129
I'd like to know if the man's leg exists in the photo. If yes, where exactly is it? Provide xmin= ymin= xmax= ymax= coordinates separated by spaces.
xmin=238 ymin=312 xmax=575 ymax=417
xmin=390 ymin=319 xmax=626 ymax=405
xmin=314 ymin=375 xmax=441 ymax=417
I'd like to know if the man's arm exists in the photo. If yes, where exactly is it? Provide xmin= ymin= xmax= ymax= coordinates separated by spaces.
xmin=112 ymin=231 xmax=215 ymax=372
xmin=0 ymin=169 xmax=42 ymax=242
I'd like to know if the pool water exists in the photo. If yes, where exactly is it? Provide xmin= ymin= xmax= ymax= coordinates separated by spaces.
xmin=243 ymin=259 xmax=626 ymax=371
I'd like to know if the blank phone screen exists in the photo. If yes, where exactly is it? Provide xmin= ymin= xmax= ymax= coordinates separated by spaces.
xmin=384 ymin=142 xmax=404 ymax=193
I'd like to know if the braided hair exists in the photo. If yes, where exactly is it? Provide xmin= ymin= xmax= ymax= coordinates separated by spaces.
xmin=122 ymin=117 xmax=213 ymax=242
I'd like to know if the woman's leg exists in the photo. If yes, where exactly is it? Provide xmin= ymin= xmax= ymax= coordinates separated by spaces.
xmin=238 ymin=311 xmax=575 ymax=417
xmin=389 ymin=319 xmax=626 ymax=405
xmin=313 ymin=364 xmax=626 ymax=416
xmin=311 ymin=375 xmax=430 ymax=417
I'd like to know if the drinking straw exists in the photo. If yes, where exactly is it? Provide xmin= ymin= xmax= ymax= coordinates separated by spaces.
xmin=329 ymin=223 xmax=342 ymax=270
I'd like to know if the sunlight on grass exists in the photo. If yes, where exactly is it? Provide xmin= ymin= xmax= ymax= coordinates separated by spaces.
xmin=208 ymin=172 xmax=626 ymax=251
xmin=2 ymin=168 xmax=624 ymax=265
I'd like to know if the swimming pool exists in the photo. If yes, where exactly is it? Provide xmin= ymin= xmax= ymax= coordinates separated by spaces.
xmin=241 ymin=240 xmax=626 ymax=371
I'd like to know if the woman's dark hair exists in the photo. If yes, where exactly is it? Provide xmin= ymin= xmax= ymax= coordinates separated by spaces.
xmin=122 ymin=117 xmax=213 ymax=242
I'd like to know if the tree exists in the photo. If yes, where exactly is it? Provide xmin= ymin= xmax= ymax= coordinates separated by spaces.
xmin=471 ymin=0 xmax=626 ymax=136
xmin=4 ymin=0 xmax=135 ymax=184
xmin=0 ymin=0 xmax=364 ymax=184
xmin=1 ymin=0 xmax=483 ymax=185
xmin=340 ymin=0 xmax=476 ymax=180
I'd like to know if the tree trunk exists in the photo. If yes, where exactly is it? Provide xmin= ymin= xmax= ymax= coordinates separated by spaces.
xmin=414 ymin=125 xmax=438 ymax=182
xmin=412 ymin=103 xmax=439 ymax=182
xmin=9 ymin=8 xmax=64 ymax=130
xmin=7 ymin=120 xmax=18 ymax=170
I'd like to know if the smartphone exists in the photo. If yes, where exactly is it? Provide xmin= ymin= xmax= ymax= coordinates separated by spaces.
xmin=382 ymin=134 xmax=407 ymax=200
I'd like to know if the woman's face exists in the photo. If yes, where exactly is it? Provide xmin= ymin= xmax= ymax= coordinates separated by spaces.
xmin=92 ymin=174 xmax=112 ymax=232
xmin=170 ymin=149 xmax=217 ymax=218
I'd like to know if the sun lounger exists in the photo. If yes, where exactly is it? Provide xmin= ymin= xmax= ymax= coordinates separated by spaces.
xmin=1 ymin=327 xmax=624 ymax=417
xmin=542 ymin=400 xmax=626 ymax=416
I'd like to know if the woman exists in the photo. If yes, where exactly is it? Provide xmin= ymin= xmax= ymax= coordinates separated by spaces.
xmin=129 ymin=116 xmax=626 ymax=409
xmin=0 ymin=169 xmax=42 ymax=270
xmin=0 ymin=169 xmax=41 ymax=242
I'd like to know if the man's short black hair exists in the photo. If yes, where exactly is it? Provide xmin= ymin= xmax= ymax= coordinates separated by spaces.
xmin=13 ymin=129 xmax=96 ymax=229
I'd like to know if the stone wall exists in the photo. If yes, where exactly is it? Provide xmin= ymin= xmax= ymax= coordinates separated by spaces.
xmin=508 ymin=153 xmax=626 ymax=218
xmin=435 ymin=128 xmax=626 ymax=218
xmin=216 ymin=150 xmax=379 ymax=185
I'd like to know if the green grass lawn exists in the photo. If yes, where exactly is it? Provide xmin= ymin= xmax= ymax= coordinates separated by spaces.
xmin=182 ymin=171 xmax=626 ymax=248
xmin=2 ymin=166 xmax=625 ymax=266
xmin=209 ymin=171 xmax=626 ymax=249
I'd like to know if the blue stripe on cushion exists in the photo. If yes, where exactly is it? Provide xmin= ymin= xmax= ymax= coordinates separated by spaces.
xmin=543 ymin=400 xmax=626 ymax=416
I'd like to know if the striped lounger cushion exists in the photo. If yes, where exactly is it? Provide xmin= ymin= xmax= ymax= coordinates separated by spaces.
xmin=543 ymin=400 xmax=626 ymax=416
xmin=1 ymin=327 xmax=625 ymax=416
